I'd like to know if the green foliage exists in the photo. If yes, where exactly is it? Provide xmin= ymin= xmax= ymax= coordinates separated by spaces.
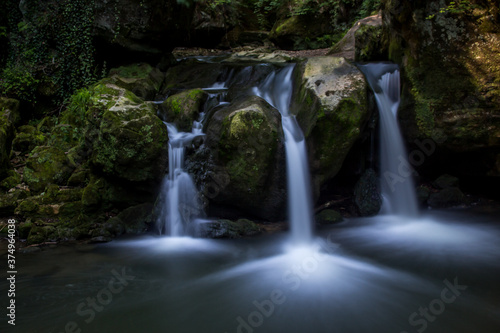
xmin=426 ymin=1 xmax=478 ymax=20
xmin=0 ymin=66 xmax=39 ymax=103
xmin=207 ymin=0 xmax=233 ymax=9
xmin=252 ymin=0 xmax=282 ymax=28
xmin=61 ymin=87 xmax=93 ymax=129
xmin=0 ymin=0 xmax=99 ymax=106
xmin=54 ymin=0 xmax=97 ymax=100
xmin=357 ymin=0 xmax=381 ymax=19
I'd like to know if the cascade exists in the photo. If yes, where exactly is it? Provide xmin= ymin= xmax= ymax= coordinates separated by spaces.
xmin=251 ymin=65 xmax=314 ymax=244
xmin=358 ymin=63 xmax=419 ymax=217
xmin=157 ymin=124 xmax=204 ymax=236
xmin=157 ymin=86 xmax=227 ymax=236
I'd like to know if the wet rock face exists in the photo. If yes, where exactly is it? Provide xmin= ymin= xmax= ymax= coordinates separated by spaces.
xmin=199 ymin=95 xmax=286 ymax=220
xmin=293 ymin=57 xmax=369 ymax=188
xmin=381 ymin=0 xmax=500 ymax=178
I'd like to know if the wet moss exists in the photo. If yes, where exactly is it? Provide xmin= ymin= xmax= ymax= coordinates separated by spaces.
xmin=160 ymin=88 xmax=207 ymax=131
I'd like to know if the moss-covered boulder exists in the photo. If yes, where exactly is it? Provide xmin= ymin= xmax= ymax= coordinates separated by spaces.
xmin=159 ymin=89 xmax=208 ymax=131
xmin=0 ymin=170 xmax=22 ymax=191
xmin=106 ymin=63 xmax=164 ymax=100
xmin=82 ymin=176 xmax=155 ymax=213
xmin=110 ymin=203 xmax=154 ymax=234
xmin=23 ymin=146 xmax=75 ymax=193
xmin=0 ymin=98 xmax=21 ymax=125
xmin=293 ymin=57 xmax=369 ymax=187
xmin=12 ymin=125 xmax=47 ymax=154
xmin=0 ymin=189 xmax=28 ymax=215
xmin=13 ymin=184 xmax=84 ymax=219
xmin=87 ymin=83 xmax=168 ymax=182
xmin=194 ymin=95 xmax=286 ymax=220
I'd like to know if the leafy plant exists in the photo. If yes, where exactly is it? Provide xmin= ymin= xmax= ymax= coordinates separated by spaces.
xmin=0 ymin=66 xmax=39 ymax=103
xmin=426 ymin=1 xmax=478 ymax=20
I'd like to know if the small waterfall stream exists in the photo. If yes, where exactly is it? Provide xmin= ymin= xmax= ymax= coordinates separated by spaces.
xmin=157 ymin=124 xmax=204 ymax=235
xmin=252 ymin=65 xmax=314 ymax=244
xmin=158 ymin=86 xmax=228 ymax=236
xmin=358 ymin=63 xmax=419 ymax=217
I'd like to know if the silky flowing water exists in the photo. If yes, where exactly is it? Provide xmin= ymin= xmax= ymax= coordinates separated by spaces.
xmin=358 ymin=63 xmax=419 ymax=217
xmin=12 ymin=208 xmax=500 ymax=333
xmin=251 ymin=64 xmax=314 ymax=245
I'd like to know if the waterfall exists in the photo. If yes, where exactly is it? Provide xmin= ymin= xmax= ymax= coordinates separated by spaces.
xmin=157 ymin=124 xmax=204 ymax=236
xmin=358 ymin=63 xmax=419 ymax=217
xmin=252 ymin=65 xmax=314 ymax=244
xmin=158 ymin=84 xmax=229 ymax=236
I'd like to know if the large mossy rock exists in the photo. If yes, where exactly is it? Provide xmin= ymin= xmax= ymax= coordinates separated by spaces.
xmin=106 ymin=63 xmax=164 ymax=100
xmin=105 ymin=202 xmax=154 ymax=234
xmin=269 ymin=15 xmax=333 ymax=50
xmin=0 ymin=98 xmax=20 ymax=179
xmin=159 ymin=89 xmax=208 ymax=131
xmin=12 ymin=125 xmax=47 ymax=155
xmin=293 ymin=57 xmax=369 ymax=187
xmin=23 ymin=146 xmax=75 ymax=193
xmin=87 ymin=83 xmax=168 ymax=183
xmin=382 ymin=0 xmax=500 ymax=177
xmin=193 ymin=95 xmax=286 ymax=220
